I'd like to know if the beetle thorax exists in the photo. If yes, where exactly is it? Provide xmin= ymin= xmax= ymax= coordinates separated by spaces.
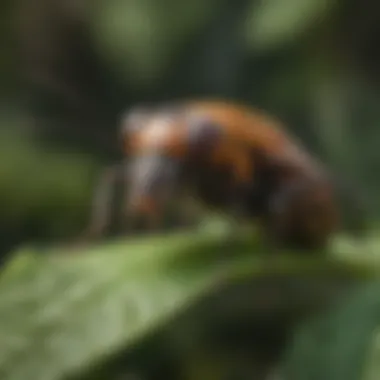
xmin=130 ymin=114 xmax=187 ymax=158
xmin=140 ymin=117 xmax=174 ymax=147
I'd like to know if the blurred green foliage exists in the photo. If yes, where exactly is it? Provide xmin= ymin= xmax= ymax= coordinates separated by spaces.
xmin=282 ymin=279 xmax=380 ymax=380
xmin=0 ymin=125 xmax=98 ymax=254
xmin=2 ymin=0 xmax=378 ymax=253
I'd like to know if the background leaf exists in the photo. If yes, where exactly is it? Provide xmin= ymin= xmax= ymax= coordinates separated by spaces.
xmin=244 ymin=0 xmax=337 ymax=53
xmin=282 ymin=279 xmax=380 ymax=380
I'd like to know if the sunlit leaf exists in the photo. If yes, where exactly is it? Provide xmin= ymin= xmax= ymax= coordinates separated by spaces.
xmin=0 ymin=231 xmax=379 ymax=380
xmin=244 ymin=0 xmax=337 ymax=53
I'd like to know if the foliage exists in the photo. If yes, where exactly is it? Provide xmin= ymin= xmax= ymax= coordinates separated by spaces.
xmin=3 ymin=0 xmax=379 ymax=253
xmin=244 ymin=0 xmax=337 ymax=53
xmin=282 ymin=279 xmax=380 ymax=380
xmin=0 ymin=229 xmax=380 ymax=380
xmin=0 ymin=130 xmax=98 ymax=248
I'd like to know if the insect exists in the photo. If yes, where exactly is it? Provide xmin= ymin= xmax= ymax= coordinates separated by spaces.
xmin=79 ymin=99 xmax=347 ymax=251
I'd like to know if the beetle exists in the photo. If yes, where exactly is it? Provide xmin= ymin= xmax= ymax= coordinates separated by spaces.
xmin=79 ymin=99 xmax=344 ymax=251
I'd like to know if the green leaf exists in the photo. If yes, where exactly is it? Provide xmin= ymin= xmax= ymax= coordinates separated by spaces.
xmin=89 ymin=0 xmax=218 ymax=87
xmin=0 ymin=231 xmax=380 ymax=380
xmin=362 ymin=326 xmax=380 ymax=380
xmin=0 ymin=132 xmax=97 ymax=229
xmin=282 ymin=279 xmax=380 ymax=380
xmin=0 ymin=232 xmax=224 ymax=380
xmin=244 ymin=0 xmax=337 ymax=53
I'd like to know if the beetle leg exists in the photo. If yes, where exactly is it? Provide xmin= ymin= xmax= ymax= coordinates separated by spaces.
xmin=75 ymin=163 xmax=125 ymax=245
